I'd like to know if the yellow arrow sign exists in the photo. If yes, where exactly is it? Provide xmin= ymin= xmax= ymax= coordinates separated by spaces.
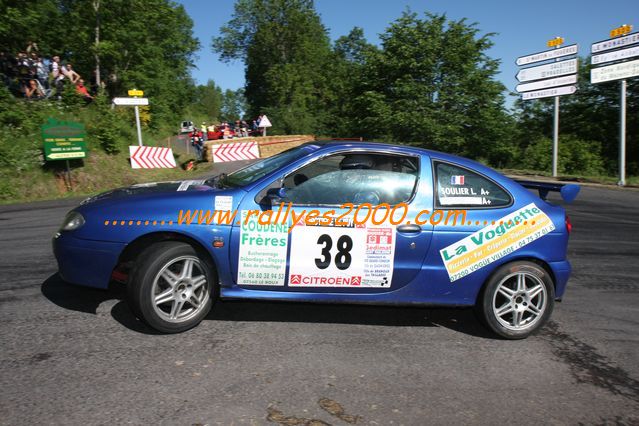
xmin=611 ymin=24 xmax=633 ymax=38
xmin=128 ymin=89 xmax=144 ymax=97
xmin=547 ymin=37 xmax=564 ymax=48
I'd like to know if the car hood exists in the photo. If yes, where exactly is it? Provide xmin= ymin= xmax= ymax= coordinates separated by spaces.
xmin=79 ymin=178 xmax=220 ymax=206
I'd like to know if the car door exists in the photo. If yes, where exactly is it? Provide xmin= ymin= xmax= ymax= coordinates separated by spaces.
xmin=421 ymin=160 xmax=519 ymax=301
xmin=228 ymin=149 xmax=434 ymax=294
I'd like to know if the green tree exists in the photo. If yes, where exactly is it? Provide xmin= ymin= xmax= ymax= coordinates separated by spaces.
xmin=62 ymin=0 xmax=200 ymax=129
xmin=212 ymin=0 xmax=333 ymax=134
xmin=220 ymin=88 xmax=247 ymax=122
xmin=189 ymin=80 xmax=224 ymax=121
xmin=0 ymin=0 xmax=66 ymax=55
xmin=348 ymin=12 xmax=515 ymax=166
xmin=328 ymin=27 xmax=379 ymax=137
xmin=0 ymin=0 xmax=200 ymax=130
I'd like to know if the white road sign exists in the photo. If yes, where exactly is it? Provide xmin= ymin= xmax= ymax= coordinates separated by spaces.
xmin=592 ymin=45 xmax=639 ymax=65
xmin=516 ymin=44 xmax=578 ymax=66
xmin=591 ymin=32 xmax=639 ymax=54
xmin=113 ymin=97 xmax=149 ymax=106
xmin=591 ymin=59 xmax=639 ymax=84
xmin=516 ymin=75 xmax=577 ymax=93
xmin=516 ymin=58 xmax=578 ymax=82
xmin=258 ymin=115 xmax=272 ymax=127
xmin=521 ymin=85 xmax=577 ymax=100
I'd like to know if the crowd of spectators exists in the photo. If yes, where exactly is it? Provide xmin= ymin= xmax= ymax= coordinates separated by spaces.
xmin=188 ymin=119 xmax=265 ymax=160
xmin=0 ymin=42 xmax=94 ymax=103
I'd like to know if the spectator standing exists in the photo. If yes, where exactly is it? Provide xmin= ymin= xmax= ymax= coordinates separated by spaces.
xmin=64 ymin=63 xmax=81 ymax=84
xmin=240 ymin=120 xmax=249 ymax=137
xmin=50 ymin=56 xmax=60 ymax=80
xmin=55 ymin=63 xmax=67 ymax=97
xmin=35 ymin=56 xmax=48 ymax=89
xmin=222 ymin=122 xmax=230 ymax=140
xmin=25 ymin=41 xmax=39 ymax=54
xmin=201 ymin=123 xmax=208 ymax=141
xmin=16 ymin=52 xmax=32 ymax=94
xmin=190 ymin=129 xmax=204 ymax=160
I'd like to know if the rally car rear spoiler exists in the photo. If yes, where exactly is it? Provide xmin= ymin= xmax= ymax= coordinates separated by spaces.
xmin=515 ymin=180 xmax=580 ymax=203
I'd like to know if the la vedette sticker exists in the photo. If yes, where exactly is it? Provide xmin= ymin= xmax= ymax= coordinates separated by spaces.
xmin=440 ymin=203 xmax=555 ymax=282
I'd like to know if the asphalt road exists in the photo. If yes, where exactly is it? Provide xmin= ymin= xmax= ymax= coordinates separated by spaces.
xmin=1 ymin=177 xmax=638 ymax=425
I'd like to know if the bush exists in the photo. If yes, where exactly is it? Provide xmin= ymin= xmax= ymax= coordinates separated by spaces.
xmin=520 ymin=135 xmax=605 ymax=176
xmin=87 ymin=94 xmax=122 ymax=154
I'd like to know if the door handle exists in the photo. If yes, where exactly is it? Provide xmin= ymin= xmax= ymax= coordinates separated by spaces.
xmin=397 ymin=224 xmax=421 ymax=233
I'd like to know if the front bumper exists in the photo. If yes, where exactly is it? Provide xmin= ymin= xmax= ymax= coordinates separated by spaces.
xmin=53 ymin=233 xmax=125 ymax=289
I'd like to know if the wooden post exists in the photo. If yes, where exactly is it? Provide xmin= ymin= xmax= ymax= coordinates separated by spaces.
xmin=65 ymin=160 xmax=73 ymax=191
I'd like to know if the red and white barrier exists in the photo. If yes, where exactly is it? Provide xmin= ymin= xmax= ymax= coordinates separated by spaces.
xmin=211 ymin=141 xmax=260 ymax=163
xmin=129 ymin=146 xmax=176 ymax=169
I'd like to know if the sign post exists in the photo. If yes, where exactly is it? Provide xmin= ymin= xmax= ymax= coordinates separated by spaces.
xmin=41 ymin=118 xmax=89 ymax=190
xmin=620 ymin=78 xmax=627 ymax=186
xmin=550 ymin=40 xmax=562 ymax=178
xmin=515 ymin=37 xmax=579 ymax=178
xmin=113 ymin=90 xmax=148 ymax=147
xmin=258 ymin=115 xmax=272 ymax=137
xmin=591 ymin=24 xmax=637 ymax=186
xmin=128 ymin=89 xmax=144 ymax=147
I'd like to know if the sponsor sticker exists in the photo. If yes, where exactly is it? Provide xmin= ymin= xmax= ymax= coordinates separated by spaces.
xmin=288 ymin=215 xmax=395 ymax=287
xmin=214 ymin=195 xmax=233 ymax=211
xmin=237 ymin=211 xmax=288 ymax=286
xmin=440 ymin=203 xmax=555 ymax=282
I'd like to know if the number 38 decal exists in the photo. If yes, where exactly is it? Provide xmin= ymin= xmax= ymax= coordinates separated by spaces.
xmin=315 ymin=234 xmax=353 ymax=270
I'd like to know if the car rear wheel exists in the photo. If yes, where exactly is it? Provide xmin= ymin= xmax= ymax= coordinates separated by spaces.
xmin=477 ymin=261 xmax=554 ymax=339
xmin=127 ymin=241 xmax=216 ymax=333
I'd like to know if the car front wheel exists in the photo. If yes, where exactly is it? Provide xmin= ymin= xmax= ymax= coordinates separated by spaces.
xmin=127 ymin=241 xmax=216 ymax=333
xmin=477 ymin=261 xmax=555 ymax=339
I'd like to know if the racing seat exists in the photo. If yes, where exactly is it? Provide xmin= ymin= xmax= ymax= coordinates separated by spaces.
xmin=339 ymin=154 xmax=375 ymax=170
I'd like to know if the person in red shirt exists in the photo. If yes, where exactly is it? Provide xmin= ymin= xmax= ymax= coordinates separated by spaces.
xmin=189 ymin=129 xmax=204 ymax=160
xmin=75 ymin=79 xmax=93 ymax=103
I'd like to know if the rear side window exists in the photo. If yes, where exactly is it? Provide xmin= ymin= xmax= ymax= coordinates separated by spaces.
xmin=434 ymin=162 xmax=511 ymax=208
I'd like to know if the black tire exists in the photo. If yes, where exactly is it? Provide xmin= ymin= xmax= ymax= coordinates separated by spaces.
xmin=476 ymin=261 xmax=555 ymax=340
xmin=127 ymin=241 xmax=217 ymax=333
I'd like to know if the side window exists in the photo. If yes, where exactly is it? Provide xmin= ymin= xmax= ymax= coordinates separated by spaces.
xmin=284 ymin=153 xmax=419 ymax=206
xmin=434 ymin=162 xmax=511 ymax=208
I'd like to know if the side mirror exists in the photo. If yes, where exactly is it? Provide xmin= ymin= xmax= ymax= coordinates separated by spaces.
xmin=266 ymin=187 xmax=287 ymax=199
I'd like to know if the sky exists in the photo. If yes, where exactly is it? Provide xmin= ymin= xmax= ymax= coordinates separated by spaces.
xmin=177 ymin=0 xmax=637 ymax=107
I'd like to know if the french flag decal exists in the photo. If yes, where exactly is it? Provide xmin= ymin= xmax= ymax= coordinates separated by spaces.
xmin=451 ymin=175 xmax=465 ymax=185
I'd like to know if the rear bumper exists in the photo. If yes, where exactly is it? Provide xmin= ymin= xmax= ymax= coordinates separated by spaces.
xmin=53 ymin=233 xmax=125 ymax=289
xmin=549 ymin=260 xmax=571 ymax=298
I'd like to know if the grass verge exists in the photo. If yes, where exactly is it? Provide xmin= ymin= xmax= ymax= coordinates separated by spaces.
xmin=0 ymin=149 xmax=211 ymax=205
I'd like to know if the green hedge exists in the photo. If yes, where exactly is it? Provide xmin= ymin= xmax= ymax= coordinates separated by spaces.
xmin=520 ymin=135 xmax=605 ymax=176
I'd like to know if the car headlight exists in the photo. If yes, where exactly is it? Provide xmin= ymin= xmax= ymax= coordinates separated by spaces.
xmin=60 ymin=211 xmax=85 ymax=231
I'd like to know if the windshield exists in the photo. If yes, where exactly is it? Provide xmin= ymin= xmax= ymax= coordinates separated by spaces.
xmin=208 ymin=144 xmax=322 ymax=188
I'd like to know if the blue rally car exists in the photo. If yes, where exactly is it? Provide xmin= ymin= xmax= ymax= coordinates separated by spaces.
xmin=53 ymin=141 xmax=578 ymax=338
